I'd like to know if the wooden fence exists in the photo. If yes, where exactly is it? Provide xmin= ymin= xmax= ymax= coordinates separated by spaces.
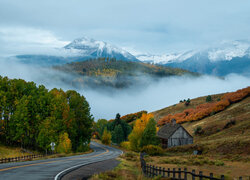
xmin=0 ymin=153 xmax=51 ymax=164
xmin=140 ymin=153 xmax=245 ymax=180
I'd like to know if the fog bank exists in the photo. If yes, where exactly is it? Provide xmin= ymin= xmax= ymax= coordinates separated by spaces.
xmin=0 ymin=58 xmax=249 ymax=120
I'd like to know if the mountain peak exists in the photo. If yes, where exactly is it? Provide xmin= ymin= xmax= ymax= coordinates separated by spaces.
xmin=64 ymin=37 xmax=138 ymax=61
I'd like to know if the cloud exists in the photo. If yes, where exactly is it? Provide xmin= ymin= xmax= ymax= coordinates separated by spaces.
xmin=0 ymin=58 xmax=249 ymax=120
xmin=83 ymin=74 xmax=250 ymax=120
xmin=0 ymin=26 xmax=69 ymax=55
xmin=0 ymin=0 xmax=250 ymax=53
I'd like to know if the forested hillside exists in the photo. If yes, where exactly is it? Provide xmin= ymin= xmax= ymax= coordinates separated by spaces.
xmin=54 ymin=58 xmax=198 ymax=89
xmin=0 ymin=76 xmax=93 ymax=153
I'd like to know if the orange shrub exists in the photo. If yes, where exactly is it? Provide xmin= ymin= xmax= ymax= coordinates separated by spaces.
xmin=158 ymin=86 xmax=250 ymax=126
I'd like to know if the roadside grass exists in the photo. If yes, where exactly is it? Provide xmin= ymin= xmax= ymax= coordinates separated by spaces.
xmin=0 ymin=144 xmax=36 ymax=158
xmin=0 ymin=143 xmax=93 ymax=161
xmin=90 ymin=152 xmax=153 ymax=180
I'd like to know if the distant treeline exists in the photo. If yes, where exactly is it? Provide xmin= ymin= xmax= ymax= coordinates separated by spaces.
xmin=0 ymin=76 xmax=93 ymax=153
xmin=56 ymin=57 xmax=195 ymax=77
xmin=54 ymin=58 xmax=198 ymax=89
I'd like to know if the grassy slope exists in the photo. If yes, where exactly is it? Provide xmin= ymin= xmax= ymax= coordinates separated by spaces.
xmin=153 ymin=92 xmax=250 ymax=156
xmin=0 ymin=144 xmax=34 ymax=158
xmin=183 ymin=96 xmax=250 ymax=156
xmin=151 ymin=95 xmax=250 ymax=178
xmin=153 ymin=93 xmax=224 ymax=122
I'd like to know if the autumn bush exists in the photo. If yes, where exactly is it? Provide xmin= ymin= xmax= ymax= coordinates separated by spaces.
xmin=101 ymin=128 xmax=112 ymax=145
xmin=141 ymin=145 xmax=164 ymax=156
xmin=120 ymin=141 xmax=131 ymax=150
xmin=158 ymin=86 xmax=250 ymax=125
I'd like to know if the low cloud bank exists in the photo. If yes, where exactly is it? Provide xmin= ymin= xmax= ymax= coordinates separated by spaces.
xmin=0 ymin=58 xmax=249 ymax=120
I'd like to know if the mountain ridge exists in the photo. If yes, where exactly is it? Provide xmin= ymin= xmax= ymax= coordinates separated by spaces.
xmin=136 ymin=40 xmax=250 ymax=76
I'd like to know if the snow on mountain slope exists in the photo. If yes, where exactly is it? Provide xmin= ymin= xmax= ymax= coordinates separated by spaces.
xmin=63 ymin=37 xmax=138 ymax=61
xmin=134 ymin=40 xmax=250 ymax=76
xmin=207 ymin=40 xmax=250 ymax=61
xmin=136 ymin=50 xmax=197 ymax=64
xmin=136 ymin=40 xmax=250 ymax=64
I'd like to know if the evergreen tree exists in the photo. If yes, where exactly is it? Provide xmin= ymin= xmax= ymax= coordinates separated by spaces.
xmin=140 ymin=118 xmax=159 ymax=148
xmin=206 ymin=95 xmax=212 ymax=102
xmin=112 ymin=124 xmax=124 ymax=144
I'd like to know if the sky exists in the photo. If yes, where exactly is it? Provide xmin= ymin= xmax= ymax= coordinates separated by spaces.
xmin=0 ymin=0 xmax=250 ymax=55
xmin=0 ymin=0 xmax=250 ymax=120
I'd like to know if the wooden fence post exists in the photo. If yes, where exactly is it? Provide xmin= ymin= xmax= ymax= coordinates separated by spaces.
xmin=221 ymin=175 xmax=224 ymax=180
xmin=150 ymin=165 xmax=152 ymax=177
xmin=192 ymin=170 xmax=195 ymax=180
xmin=168 ymin=168 xmax=170 ymax=177
xmin=184 ymin=168 xmax=187 ymax=180
xmin=163 ymin=168 xmax=165 ymax=177
xmin=159 ymin=167 xmax=162 ymax=176
xmin=179 ymin=168 xmax=182 ymax=179
xmin=210 ymin=173 xmax=213 ymax=179
xmin=239 ymin=177 xmax=242 ymax=180
xmin=199 ymin=171 xmax=203 ymax=180
xmin=152 ymin=165 xmax=155 ymax=177
xmin=173 ymin=168 xmax=176 ymax=179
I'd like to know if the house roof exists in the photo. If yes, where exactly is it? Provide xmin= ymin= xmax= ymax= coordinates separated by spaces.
xmin=157 ymin=123 xmax=181 ymax=139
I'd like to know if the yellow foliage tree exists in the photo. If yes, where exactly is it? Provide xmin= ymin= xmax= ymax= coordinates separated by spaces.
xmin=57 ymin=132 xmax=72 ymax=154
xmin=128 ymin=113 xmax=155 ymax=151
xmin=101 ymin=128 xmax=112 ymax=145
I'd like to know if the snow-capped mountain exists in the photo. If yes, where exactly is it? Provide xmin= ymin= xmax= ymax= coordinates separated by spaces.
xmin=63 ymin=37 xmax=138 ymax=61
xmin=136 ymin=40 xmax=250 ymax=76
xmin=15 ymin=37 xmax=138 ymax=66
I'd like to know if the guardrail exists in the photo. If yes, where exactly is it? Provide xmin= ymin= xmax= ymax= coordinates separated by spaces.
xmin=0 ymin=153 xmax=54 ymax=164
xmin=140 ymin=153 xmax=245 ymax=180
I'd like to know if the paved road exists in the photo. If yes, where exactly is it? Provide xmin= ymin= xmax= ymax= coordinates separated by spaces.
xmin=0 ymin=142 xmax=122 ymax=180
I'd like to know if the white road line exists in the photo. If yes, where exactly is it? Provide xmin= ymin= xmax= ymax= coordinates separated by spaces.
xmin=54 ymin=142 xmax=122 ymax=180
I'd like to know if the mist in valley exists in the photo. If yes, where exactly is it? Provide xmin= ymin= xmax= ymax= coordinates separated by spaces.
xmin=0 ymin=57 xmax=249 ymax=120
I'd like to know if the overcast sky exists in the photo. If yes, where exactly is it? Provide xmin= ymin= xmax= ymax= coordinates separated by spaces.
xmin=0 ymin=0 xmax=250 ymax=55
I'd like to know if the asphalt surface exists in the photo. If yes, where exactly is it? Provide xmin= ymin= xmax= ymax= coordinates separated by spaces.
xmin=0 ymin=142 xmax=123 ymax=180
xmin=61 ymin=158 xmax=120 ymax=180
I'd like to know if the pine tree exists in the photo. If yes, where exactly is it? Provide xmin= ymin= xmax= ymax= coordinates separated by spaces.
xmin=112 ymin=124 xmax=124 ymax=144
xmin=140 ymin=118 xmax=159 ymax=148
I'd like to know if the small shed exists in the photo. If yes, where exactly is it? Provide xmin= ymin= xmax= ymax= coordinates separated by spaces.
xmin=157 ymin=119 xmax=193 ymax=148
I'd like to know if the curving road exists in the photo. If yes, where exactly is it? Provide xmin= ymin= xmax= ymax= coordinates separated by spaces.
xmin=0 ymin=142 xmax=122 ymax=180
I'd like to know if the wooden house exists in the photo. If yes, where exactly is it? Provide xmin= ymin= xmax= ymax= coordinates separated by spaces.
xmin=157 ymin=119 xmax=193 ymax=148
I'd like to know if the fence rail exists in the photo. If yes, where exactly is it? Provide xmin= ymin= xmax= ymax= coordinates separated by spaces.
xmin=140 ymin=153 xmax=245 ymax=180
xmin=0 ymin=153 xmax=52 ymax=164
